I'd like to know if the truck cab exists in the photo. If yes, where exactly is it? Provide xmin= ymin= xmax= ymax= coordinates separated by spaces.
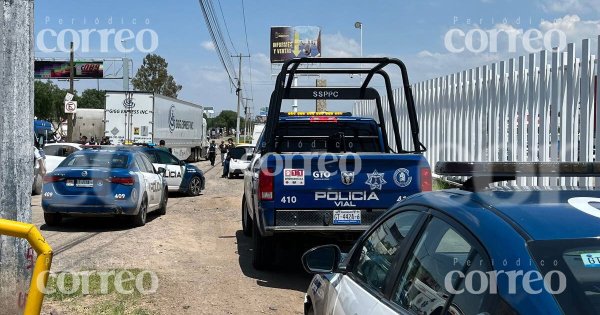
xmin=242 ymin=57 xmax=430 ymax=270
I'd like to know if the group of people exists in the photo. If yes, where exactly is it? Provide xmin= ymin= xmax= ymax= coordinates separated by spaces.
xmin=78 ymin=136 xmax=111 ymax=145
xmin=207 ymin=138 xmax=236 ymax=178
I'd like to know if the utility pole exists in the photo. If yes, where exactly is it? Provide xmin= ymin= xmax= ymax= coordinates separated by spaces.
xmin=66 ymin=41 xmax=75 ymax=142
xmin=232 ymin=54 xmax=250 ymax=143
xmin=243 ymin=97 xmax=253 ymax=143
xmin=0 ymin=1 xmax=35 ymax=313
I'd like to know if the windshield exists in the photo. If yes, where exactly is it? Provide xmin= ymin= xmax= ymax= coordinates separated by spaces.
xmin=274 ymin=120 xmax=382 ymax=153
xmin=59 ymin=153 xmax=130 ymax=169
xmin=228 ymin=147 xmax=254 ymax=160
xmin=528 ymin=238 xmax=600 ymax=315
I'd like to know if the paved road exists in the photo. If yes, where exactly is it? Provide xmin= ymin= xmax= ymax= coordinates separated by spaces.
xmin=35 ymin=160 xmax=311 ymax=315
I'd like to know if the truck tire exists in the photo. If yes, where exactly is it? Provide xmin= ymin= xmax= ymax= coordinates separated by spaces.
xmin=241 ymin=195 xmax=252 ymax=237
xmin=44 ymin=213 xmax=62 ymax=226
xmin=252 ymin=219 xmax=274 ymax=270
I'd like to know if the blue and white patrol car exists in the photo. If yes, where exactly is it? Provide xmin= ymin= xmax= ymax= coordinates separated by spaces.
xmin=41 ymin=148 xmax=168 ymax=227
xmin=136 ymin=147 xmax=205 ymax=196
xmin=302 ymin=162 xmax=600 ymax=315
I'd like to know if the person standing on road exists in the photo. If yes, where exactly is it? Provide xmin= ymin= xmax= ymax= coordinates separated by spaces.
xmin=158 ymin=140 xmax=169 ymax=152
xmin=34 ymin=138 xmax=46 ymax=177
xmin=219 ymin=140 xmax=227 ymax=163
xmin=221 ymin=149 xmax=231 ymax=178
xmin=208 ymin=140 xmax=217 ymax=166
xmin=100 ymin=136 xmax=111 ymax=145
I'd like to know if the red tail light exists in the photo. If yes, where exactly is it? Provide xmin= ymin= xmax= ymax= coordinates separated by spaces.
xmin=258 ymin=169 xmax=274 ymax=201
xmin=310 ymin=116 xmax=338 ymax=123
xmin=43 ymin=175 xmax=64 ymax=183
xmin=420 ymin=167 xmax=432 ymax=192
xmin=109 ymin=177 xmax=135 ymax=186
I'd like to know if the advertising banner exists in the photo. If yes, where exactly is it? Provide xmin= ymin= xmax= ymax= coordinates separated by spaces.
xmin=270 ymin=26 xmax=321 ymax=63
xmin=34 ymin=61 xmax=104 ymax=79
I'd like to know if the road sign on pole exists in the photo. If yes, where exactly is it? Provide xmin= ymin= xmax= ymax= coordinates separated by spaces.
xmin=64 ymin=101 xmax=77 ymax=114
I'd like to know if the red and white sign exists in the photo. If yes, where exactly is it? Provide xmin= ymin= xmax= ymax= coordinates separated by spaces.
xmin=64 ymin=101 xmax=77 ymax=114
xmin=284 ymin=169 xmax=305 ymax=186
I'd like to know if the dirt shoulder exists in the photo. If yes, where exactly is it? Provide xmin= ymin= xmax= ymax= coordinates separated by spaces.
xmin=35 ymin=160 xmax=310 ymax=315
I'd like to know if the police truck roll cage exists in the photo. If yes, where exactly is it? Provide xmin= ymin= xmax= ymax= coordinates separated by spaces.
xmin=260 ymin=57 xmax=426 ymax=154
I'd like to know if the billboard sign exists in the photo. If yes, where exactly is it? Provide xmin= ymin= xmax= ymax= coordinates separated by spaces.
xmin=34 ymin=61 xmax=104 ymax=79
xmin=270 ymin=26 xmax=321 ymax=63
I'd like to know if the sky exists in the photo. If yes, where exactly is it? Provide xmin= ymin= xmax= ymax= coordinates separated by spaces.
xmin=34 ymin=0 xmax=600 ymax=114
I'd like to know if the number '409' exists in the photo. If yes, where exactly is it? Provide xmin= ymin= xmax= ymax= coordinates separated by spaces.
xmin=281 ymin=196 xmax=297 ymax=204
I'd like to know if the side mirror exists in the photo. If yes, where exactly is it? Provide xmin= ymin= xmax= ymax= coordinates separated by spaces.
xmin=179 ymin=160 xmax=186 ymax=166
xmin=246 ymin=154 xmax=254 ymax=161
xmin=157 ymin=167 xmax=166 ymax=175
xmin=301 ymin=245 xmax=342 ymax=274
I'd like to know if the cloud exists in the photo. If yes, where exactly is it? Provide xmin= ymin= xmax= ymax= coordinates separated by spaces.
xmin=406 ymin=14 xmax=600 ymax=83
xmin=539 ymin=15 xmax=600 ymax=43
xmin=538 ymin=0 xmax=600 ymax=14
xmin=321 ymin=33 xmax=361 ymax=58
xmin=201 ymin=41 xmax=216 ymax=51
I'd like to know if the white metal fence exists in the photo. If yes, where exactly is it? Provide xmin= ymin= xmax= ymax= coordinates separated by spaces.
xmin=354 ymin=37 xmax=600 ymax=184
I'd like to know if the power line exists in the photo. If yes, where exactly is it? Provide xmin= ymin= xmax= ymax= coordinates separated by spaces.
xmin=217 ymin=0 xmax=238 ymax=55
xmin=206 ymin=0 xmax=237 ymax=74
xmin=199 ymin=0 xmax=237 ymax=87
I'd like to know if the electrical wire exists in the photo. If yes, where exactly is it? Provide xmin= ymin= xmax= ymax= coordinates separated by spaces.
xmin=199 ymin=0 xmax=237 ymax=87
xmin=217 ymin=0 xmax=238 ymax=55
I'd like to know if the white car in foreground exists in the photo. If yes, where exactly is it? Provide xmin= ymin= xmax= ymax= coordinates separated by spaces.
xmin=226 ymin=145 xmax=254 ymax=178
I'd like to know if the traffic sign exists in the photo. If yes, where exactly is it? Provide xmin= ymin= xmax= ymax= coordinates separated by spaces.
xmin=64 ymin=92 xmax=74 ymax=102
xmin=64 ymin=101 xmax=77 ymax=114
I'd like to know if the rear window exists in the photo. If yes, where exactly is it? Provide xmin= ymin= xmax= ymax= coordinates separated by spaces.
xmin=59 ymin=153 xmax=130 ymax=169
xmin=274 ymin=120 xmax=381 ymax=153
xmin=528 ymin=239 xmax=600 ymax=315
xmin=228 ymin=147 xmax=254 ymax=160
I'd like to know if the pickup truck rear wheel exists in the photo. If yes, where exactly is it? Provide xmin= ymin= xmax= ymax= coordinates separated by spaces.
xmin=252 ymin=220 xmax=274 ymax=270
xmin=241 ymin=196 xmax=252 ymax=237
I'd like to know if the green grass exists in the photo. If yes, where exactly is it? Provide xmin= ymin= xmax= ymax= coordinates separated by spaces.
xmin=433 ymin=178 xmax=460 ymax=190
xmin=46 ymin=268 xmax=154 ymax=301
xmin=45 ymin=269 xmax=156 ymax=315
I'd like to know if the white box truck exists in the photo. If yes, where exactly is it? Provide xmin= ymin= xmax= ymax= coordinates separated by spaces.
xmin=104 ymin=91 xmax=208 ymax=161
xmin=73 ymin=108 xmax=105 ymax=141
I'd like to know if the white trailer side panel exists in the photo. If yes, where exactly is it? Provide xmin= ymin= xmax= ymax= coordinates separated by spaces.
xmin=105 ymin=92 xmax=154 ymax=145
xmin=153 ymin=95 xmax=203 ymax=147
xmin=73 ymin=108 xmax=105 ymax=140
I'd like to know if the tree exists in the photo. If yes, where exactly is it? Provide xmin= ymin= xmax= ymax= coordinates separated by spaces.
xmin=132 ymin=54 xmax=182 ymax=98
xmin=207 ymin=110 xmax=246 ymax=130
xmin=34 ymin=80 xmax=69 ymax=122
xmin=77 ymin=89 xmax=105 ymax=109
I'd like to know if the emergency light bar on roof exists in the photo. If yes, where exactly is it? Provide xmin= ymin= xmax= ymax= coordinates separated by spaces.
xmin=280 ymin=112 xmax=351 ymax=117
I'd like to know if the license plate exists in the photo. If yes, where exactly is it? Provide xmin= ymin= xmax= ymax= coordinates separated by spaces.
xmin=581 ymin=253 xmax=600 ymax=268
xmin=333 ymin=210 xmax=361 ymax=225
xmin=76 ymin=179 xmax=94 ymax=187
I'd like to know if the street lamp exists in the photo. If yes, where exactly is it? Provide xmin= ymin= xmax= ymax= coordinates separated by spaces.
xmin=355 ymin=22 xmax=363 ymax=82
xmin=354 ymin=22 xmax=363 ymax=57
